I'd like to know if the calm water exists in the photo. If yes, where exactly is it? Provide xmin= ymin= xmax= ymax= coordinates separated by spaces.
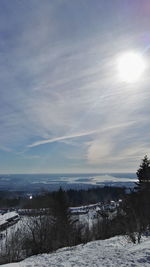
xmin=0 ymin=173 xmax=137 ymax=192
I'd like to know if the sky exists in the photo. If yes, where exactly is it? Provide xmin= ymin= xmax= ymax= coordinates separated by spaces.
xmin=0 ymin=0 xmax=150 ymax=174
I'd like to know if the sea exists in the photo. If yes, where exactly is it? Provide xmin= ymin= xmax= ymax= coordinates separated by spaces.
xmin=0 ymin=173 xmax=137 ymax=194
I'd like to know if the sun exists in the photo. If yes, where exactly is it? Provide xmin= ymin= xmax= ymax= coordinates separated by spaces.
xmin=117 ymin=51 xmax=146 ymax=83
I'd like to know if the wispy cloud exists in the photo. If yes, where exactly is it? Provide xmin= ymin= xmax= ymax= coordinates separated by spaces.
xmin=0 ymin=1 xmax=149 ymax=172
xmin=28 ymin=129 xmax=99 ymax=148
xmin=28 ymin=121 xmax=136 ymax=148
xmin=0 ymin=146 xmax=13 ymax=153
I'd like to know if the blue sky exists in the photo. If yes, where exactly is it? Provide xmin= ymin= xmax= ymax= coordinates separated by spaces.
xmin=0 ymin=0 xmax=150 ymax=173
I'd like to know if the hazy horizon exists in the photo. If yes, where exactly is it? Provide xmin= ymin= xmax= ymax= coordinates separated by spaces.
xmin=0 ymin=172 xmax=137 ymax=177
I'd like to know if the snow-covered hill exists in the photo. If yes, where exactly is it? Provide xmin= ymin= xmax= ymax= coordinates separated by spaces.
xmin=2 ymin=235 xmax=150 ymax=267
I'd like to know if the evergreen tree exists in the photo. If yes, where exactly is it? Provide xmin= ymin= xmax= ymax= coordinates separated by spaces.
xmin=51 ymin=187 xmax=78 ymax=249
xmin=136 ymin=155 xmax=150 ymax=191
xmin=123 ymin=156 xmax=150 ymax=243
xmin=134 ymin=155 xmax=150 ymax=237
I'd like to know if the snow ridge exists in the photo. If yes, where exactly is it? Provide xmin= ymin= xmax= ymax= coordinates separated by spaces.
xmin=2 ymin=235 xmax=150 ymax=267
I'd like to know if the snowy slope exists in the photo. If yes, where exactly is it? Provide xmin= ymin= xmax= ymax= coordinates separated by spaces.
xmin=2 ymin=235 xmax=150 ymax=267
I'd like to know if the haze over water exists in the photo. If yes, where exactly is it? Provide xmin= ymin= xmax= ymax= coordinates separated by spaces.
xmin=0 ymin=173 xmax=137 ymax=192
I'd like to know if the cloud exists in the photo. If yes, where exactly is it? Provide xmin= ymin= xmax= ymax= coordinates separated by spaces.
xmin=86 ymin=121 xmax=150 ymax=172
xmin=0 ymin=145 xmax=13 ymax=153
xmin=0 ymin=1 xmax=150 ymax=172
xmin=28 ymin=129 xmax=99 ymax=148
xmin=28 ymin=121 xmax=135 ymax=148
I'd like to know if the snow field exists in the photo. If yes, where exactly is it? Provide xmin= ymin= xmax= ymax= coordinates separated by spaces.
xmin=2 ymin=235 xmax=150 ymax=267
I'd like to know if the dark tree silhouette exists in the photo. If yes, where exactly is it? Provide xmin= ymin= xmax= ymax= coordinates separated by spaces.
xmin=124 ymin=155 xmax=150 ymax=243
xmin=50 ymin=187 xmax=80 ymax=249
xmin=136 ymin=155 xmax=150 ymax=192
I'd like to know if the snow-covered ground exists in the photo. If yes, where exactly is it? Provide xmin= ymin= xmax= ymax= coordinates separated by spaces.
xmin=71 ymin=202 xmax=118 ymax=229
xmin=2 ymin=235 xmax=150 ymax=266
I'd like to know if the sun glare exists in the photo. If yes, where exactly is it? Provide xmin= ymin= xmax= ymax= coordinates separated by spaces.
xmin=117 ymin=52 xmax=146 ymax=83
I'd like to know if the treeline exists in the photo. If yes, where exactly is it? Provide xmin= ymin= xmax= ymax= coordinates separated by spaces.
xmin=0 ymin=196 xmax=21 ymax=208
xmin=0 ymin=186 xmax=126 ymax=209
xmin=67 ymin=186 xmax=125 ymax=206
xmin=23 ymin=186 xmax=126 ymax=209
